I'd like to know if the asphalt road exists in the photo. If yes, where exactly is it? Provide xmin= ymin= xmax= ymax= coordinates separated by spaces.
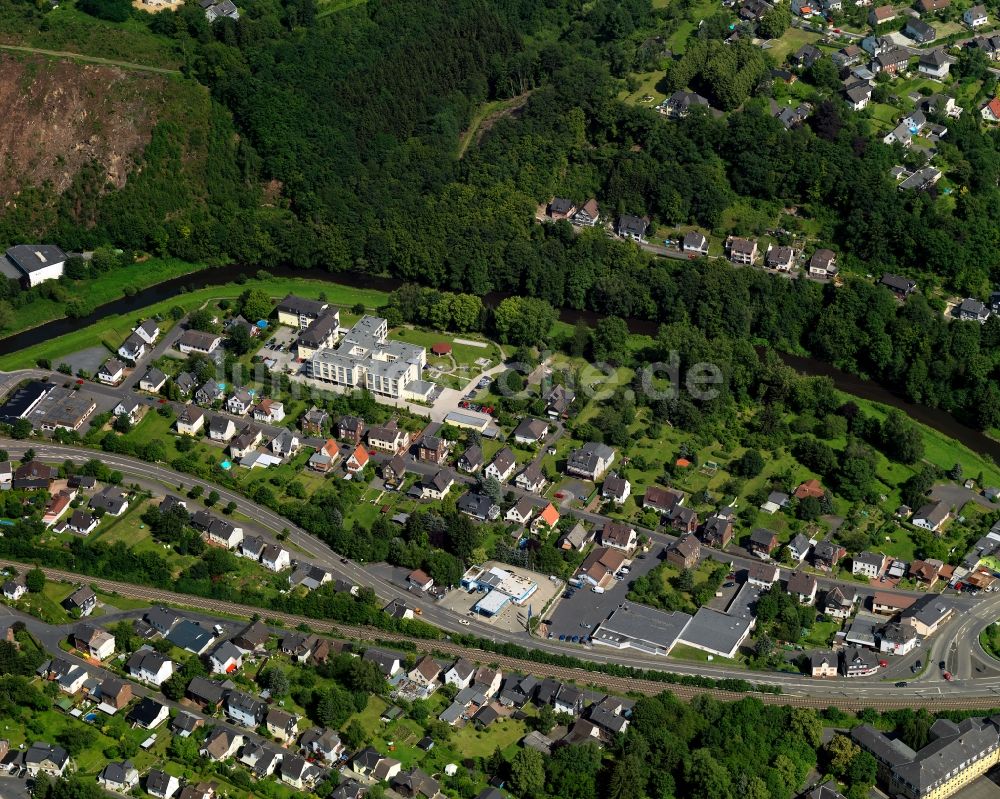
xmin=0 ymin=435 xmax=998 ymax=701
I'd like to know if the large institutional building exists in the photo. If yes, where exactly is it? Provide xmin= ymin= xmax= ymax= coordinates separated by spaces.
xmin=308 ymin=315 xmax=433 ymax=401
xmin=853 ymin=717 xmax=1000 ymax=799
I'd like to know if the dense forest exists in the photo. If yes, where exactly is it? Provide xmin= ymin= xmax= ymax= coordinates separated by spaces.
xmin=2 ymin=0 xmax=1000 ymax=426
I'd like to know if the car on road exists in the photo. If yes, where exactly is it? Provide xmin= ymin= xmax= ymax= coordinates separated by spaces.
xmin=939 ymin=660 xmax=946 ymax=669
xmin=340 ymin=557 xmax=348 ymax=564
xmin=459 ymin=619 xmax=470 ymax=626
xmin=723 ymin=582 xmax=735 ymax=588
xmin=943 ymin=671 xmax=954 ymax=681
xmin=581 ymin=623 xmax=591 ymax=629
xmin=895 ymin=681 xmax=908 ymax=687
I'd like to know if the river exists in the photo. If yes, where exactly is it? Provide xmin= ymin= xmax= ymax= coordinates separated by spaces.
xmin=1 ymin=264 xmax=997 ymax=462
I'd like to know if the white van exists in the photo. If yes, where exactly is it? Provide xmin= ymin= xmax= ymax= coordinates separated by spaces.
xmin=592 ymin=586 xmax=605 ymax=594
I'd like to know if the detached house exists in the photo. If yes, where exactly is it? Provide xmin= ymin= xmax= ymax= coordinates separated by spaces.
xmin=338 ymin=415 xmax=365 ymax=444
xmin=874 ymin=48 xmax=910 ymax=74
xmin=266 ymin=708 xmax=299 ymax=742
xmin=545 ymin=384 xmax=576 ymax=418
xmin=196 ymin=380 xmax=225 ymax=407
xmin=368 ymin=419 xmax=410 ymax=453
xmin=682 ymin=231 xmax=709 ymax=256
xmin=309 ymin=439 xmax=341 ymax=472
xmin=226 ymin=690 xmax=267 ymax=728
xmin=644 ymin=484 xmax=684 ymax=516
xmin=226 ymin=389 xmax=254 ymax=416
xmin=445 ymin=658 xmax=476 ymax=689
xmin=547 ymin=198 xmax=577 ymax=220
xmin=905 ymin=17 xmax=936 ymax=42
xmin=126 ymin=649 xmax=174 ymax=686
xmin=531 ymin=502 xmax=560 ymax=533
xmin=601 ymin=521 xmax=637 ymax=552
xmin=506 ymin=497 xmax=536 ymax=525
xmin=418 ymin=434 xmax=447 ymax=465
xmin=966 ymin=4 xmax=988 ymax=25
xmin=64 ymin=585 xmax=98 ymax=617
xmin=419 ymin=470 xmax=454 ymax=500
xmin=253 ymin=398 xmax=285 ymax=423
xmin=301 ymin=406 xmax=329 ymax=434
xmin=176 ymin=406 xmax=205 ymax=435
xmin=515 ymin=463 xmax=547 ymax=494
xmin=813 ymin=539 xmax=846 ymax=570
xmin=982 ymin=97 xmax=1000 ymax=122
xmin=913 ymin=500 xmax=950 ymax=532
xmin=117 ymin=334 xmax=147 ymax=363
xmin=918 ymin=48 xmax=951 ymax=78
xmin=98 ymin=761 xmax=139 ymax=793
xmin=824 ymin=587 xmax=856 ymax=619
xmin=617 ymin=215 xmax=649 ymax=243
xmin=89 ymin=487 xmax=129 ymax=516
xmin=572 ymin=199 xmax=600 ymax=227
xmin=97 ymin=359 xmax=125 ymax=385
xmin=726 ymin=237 xmax=758 ymax=265
xmin=208 ymin=641 xmax=243 ymax=674
xmin=602 ymin=472 xmax=630 ymax=504
xmin=809 ymin=249 xmax=839 ymax=278
xmin=512 ymin=417 xmax=549 ymax=445
xmin=201 ymin=727 xmax=243 ymax=761
xmin=346 ymin=444 xmax=370 ymax=475
xmin=845 ymin=83 xmax=872 ymax=111
xmin=71 ymin=623 xmax=115 ymax=660
xmin=457 ymin=492 xmax=500 ymax=522
xmin=764 ymin=245 xmax=795 ymax=271
xmin=666 ymin=534 xmax=701 ymax=569
xmin=484 ymin=448 xmax=517 ymax=483
xmin=853 ymin=551 xmax=886 ymax=578
xmin=749 ymin=528 xmax=778 ymax=558
xmin=869 ymin=4 xmax=896 ymax=23
xmin=177 ymin=330 xmax=221 ymax=355
xmin=881 ymin=272 xmax=917 ymax=298
xmin=701 ymin=513 xmax=734 ymax=548
xmin=787 ymin=571 xmax=819 ymax=605
xmin=458 ymin=445 xmax=484 ymax=473
xmin=566 ymin=442 xmax=615 ymax=481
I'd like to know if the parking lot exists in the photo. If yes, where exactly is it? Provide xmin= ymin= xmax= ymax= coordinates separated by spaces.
xmin=437 ymin=562 xmax=561 ymax=634
xmin=544 ymin=545 xmax=666 ymax=643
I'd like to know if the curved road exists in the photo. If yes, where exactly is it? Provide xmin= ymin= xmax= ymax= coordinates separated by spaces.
xmin=6 ymin=438 xmax=1000 ymax=703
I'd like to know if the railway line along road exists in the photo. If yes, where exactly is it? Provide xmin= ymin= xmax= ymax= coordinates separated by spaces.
xmin=5 ymin=439 xmax=1000 ymax=705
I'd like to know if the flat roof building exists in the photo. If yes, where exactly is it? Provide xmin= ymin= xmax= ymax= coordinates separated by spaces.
xmin=310 ymin=316 xmax=430 ymax=401
xmin=591 ymin=603 xmax=692 ymax=656
xmin=3 ymin=245 xmax=67 ymax=286
xmin=27 ymin=386 xmax=97 ymax=431
xmin=677 ymin=583 xmax=759 ymax=658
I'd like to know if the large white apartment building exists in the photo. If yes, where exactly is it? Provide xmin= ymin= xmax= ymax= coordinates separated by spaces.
xmin=309 ymin=316 xmax=433 ymax=401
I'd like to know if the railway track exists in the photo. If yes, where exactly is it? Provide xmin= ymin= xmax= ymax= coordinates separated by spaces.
xmin=13 ymin=559 xmax=1000 ymax=712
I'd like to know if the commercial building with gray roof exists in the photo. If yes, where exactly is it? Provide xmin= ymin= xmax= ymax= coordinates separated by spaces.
xmin=591 ymin=602 xmax=692 ymax=656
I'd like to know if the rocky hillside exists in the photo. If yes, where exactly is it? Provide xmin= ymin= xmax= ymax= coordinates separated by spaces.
xmin=0 ymin=53 xmax=164 ymax=197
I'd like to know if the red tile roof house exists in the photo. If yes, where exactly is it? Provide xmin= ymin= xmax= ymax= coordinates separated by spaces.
xmin=982 ymin=97 xmax=1000 ymax=122
xmin=794 ymin=479 xmax=825 ymax=500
